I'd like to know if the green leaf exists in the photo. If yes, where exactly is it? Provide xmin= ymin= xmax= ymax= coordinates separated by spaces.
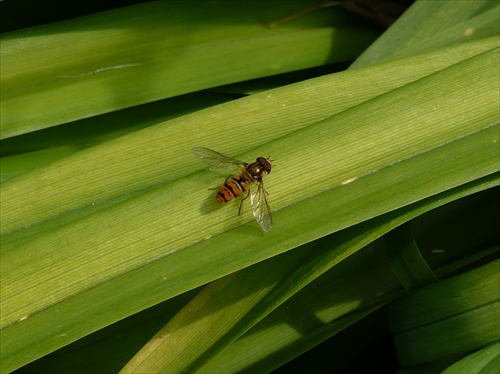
xmin=388 ymin=260 xmax=500 ymax=366
xmin=1 ymin=0 xmax=499 ymax=372
xmin=385 ymin=223 xmax=438 ymax=290
xmin=1 ymin=0 xmax=378 ymax=139
xmin=0 ymin=92 xmax=240 ymax=181
xmin=352 ymin=0 xmax=500 ymax=67
xmin=442 ymin=342 xmax=500 ymax=374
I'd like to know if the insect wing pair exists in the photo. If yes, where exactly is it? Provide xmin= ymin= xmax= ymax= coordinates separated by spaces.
xmin=192 ymin=147 xmax=272 ymax=232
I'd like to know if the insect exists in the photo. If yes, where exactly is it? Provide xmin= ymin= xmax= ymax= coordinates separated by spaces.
xmin=192 ymin=147 xmax=273 ymax=232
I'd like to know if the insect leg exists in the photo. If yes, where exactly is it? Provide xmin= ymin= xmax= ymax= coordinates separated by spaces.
xmin=238 ymin=190 xmax=251 ymax=215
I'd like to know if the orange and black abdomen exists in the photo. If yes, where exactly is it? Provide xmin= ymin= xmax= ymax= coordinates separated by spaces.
xmin=217 ymin=175 xmax=251 ymax=203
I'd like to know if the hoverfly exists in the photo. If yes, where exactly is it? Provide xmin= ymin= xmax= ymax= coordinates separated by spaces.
xmin=192 ymin=147 xmax=273 ymax=232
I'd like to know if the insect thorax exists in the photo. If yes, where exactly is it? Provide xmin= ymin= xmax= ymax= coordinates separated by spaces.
xmin=244 ymin=162 xmax=267 ymax=181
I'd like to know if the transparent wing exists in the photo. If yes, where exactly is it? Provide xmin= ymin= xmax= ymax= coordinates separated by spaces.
xmin=250 ymin=181 xmax=272 ymax=232
xmin=192 ymin=147 xmax=245 ymax=172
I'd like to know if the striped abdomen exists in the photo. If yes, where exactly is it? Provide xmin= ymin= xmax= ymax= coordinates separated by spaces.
xmin=216 ymin=174 xmax=252 ymax=203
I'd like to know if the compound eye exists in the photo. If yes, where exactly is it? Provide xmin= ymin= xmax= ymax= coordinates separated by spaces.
xmin=257 ymin=157 xmax=272 ymax=173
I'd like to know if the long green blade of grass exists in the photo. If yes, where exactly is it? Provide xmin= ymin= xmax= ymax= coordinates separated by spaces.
xmin=352 ymin=0 xmax=499 ymax=67
xmin=0 ymin=91 xmax=243 ymax=181
xmin=388 ymin=259 xmax=499 ymax=366
xmin=1 ymin=0 xmax=377 ymax=139
xmin=442 ymin=342 xmax=500 ymax=374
